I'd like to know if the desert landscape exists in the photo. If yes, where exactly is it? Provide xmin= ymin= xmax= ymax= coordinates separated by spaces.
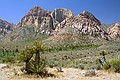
xmin=0 ymin=64 xmax=120 ymax=80
xmin=0 ymin=0 xmax=120 ymax=80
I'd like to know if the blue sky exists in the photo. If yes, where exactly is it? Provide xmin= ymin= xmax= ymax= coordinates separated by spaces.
xmin=0 ymin=0 xmax=120 ymax=24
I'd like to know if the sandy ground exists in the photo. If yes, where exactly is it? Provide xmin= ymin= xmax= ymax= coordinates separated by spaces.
xmin=0 ymin=64 xmax=120 ymax=80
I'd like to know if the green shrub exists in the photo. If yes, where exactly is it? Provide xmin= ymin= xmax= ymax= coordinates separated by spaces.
xmin=100 ymin=50 xmax=107 ymax=56
xmin=103 ymin=56 xmax=120 ymax=73
xmin=3 ymin=56 xmax=15 ymax=63
xmin=109 ymin=57 xmax=120 ymax=73
xmin=47 ymin=60 xmax=56 ymax=68
xmin=29 ymin=59 xmax=48 ymax=75
xmin=102 ymin=62 xmax=111 ymax=70
xmin=18 ymin=41 xmax=48 ymax=76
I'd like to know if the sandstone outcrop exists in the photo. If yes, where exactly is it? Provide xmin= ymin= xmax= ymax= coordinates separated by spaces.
xmin=55 ymin=11 xmax=110 ymax=40
xmin=51 ymin=8 xmax=74 ymax=23
xmin=18 ymin=6 xmax=113 ymax=40
xmin=1 ymin=6 xmax=120 ymax=42
xmin=18 ymin=5 xmax=54 ymax=35
xmin=18 ymin=6 xmax=74 ymax=35
xmin=108 ymin=22 xmax=120 ymax=40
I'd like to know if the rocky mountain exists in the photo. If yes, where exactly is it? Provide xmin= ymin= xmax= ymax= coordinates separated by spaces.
xmin=0 ymin=18 xmax=15 ymax=38
xmin=2 ymin=5 xmax=120 ymax=42
xmin=18 ymin=6 xmax=53 ymax=35
xmin=108 ymin=22 xmax=120 ymax=40
xmin=18 ymin=6 xmax=74 ymax=35
xmin=55 ymin=11 xmax=111 ymax=40
xmin=18 ymin=6 xmax=111 ymax=40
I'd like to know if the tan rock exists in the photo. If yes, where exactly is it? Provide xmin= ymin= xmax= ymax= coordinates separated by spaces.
xmin=108 ymin=22 xmax=120 ymax=40
xmin=18 ymin=6 xmax=53 ymax=35
xmin=56 ymin=10 xmax=110 ymax=40
xmin=80 ymin=70 xmax=96 ymax=77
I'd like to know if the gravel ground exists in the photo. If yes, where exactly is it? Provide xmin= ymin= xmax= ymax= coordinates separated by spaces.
xmin=0 ymin=64 xmax=120 ymax=80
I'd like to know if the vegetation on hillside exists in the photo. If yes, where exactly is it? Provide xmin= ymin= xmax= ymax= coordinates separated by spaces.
xmin=0 ymin=31 xmax=120 ymax=75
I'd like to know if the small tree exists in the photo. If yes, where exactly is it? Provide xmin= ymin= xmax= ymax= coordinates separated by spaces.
xmin=99 ymin=50 xmax=107 ymax=64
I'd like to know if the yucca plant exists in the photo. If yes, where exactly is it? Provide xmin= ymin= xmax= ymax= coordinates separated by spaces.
xmin=32 ymin=41 xmax=45 ymax=64
xmin=18 ymin=47 xmax=35 ymax=73
xmin=29 ymin=58 xmax=47 ymax=75
xmin=18 ymin=41 xmax=47 ymax=75
xmin=100 ymin=50 xmax=107 ymax=56
xmin=99 ymin=50 xmax=107 ymax=65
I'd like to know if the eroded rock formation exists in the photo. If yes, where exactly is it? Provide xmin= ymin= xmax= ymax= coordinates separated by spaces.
xmin=19 ymin=6 xmax=120 ymax=40
xmin=108 ymin=23 xmax=120 ymax=40
xmin=55 ymin=11 xmax=110 ymax=40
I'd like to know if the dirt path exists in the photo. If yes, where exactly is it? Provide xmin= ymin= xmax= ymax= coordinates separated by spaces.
xmin=0 ymin=64 xmax=120 ymax=80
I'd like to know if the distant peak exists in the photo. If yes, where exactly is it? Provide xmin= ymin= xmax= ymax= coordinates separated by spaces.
xmin=25 ymin=5 xmax=45 ymax=16
xmin=32 ymin=5 xmax=42 ymax=10
xmin=77 ymin=10 xmax=101 ymax=25
xmin=114 ymin=22 xmax=120 ymax=28
xmin=34 ymin=5 xmax=40 ymax=7
xmin=82 ymin=10 xmax=94 ymax=16
xmin=82 ymin=10 xmax=90 ymax=14
xmin=55 ymin=8 xmax=67 ymax=10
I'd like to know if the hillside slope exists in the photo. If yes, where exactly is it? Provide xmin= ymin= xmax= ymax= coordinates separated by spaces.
xmin=0 ymin=18 xmax=16 ymax=39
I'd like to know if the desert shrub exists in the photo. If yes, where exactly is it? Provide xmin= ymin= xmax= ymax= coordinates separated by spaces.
xmin=66 ymin=61 xmax=77 ymax=68
xmin=103 ymin=56 xmax=120 ymax=73
xmin=29 ymin=58 xmax=48 ymax=75
xmin=48 ymin=60 xmax=65 ymax=68
xmin=75 ymin=64 xmax=84 ymax=69
xmin=100 ymin=50 xmax=107 ymax=56
xmin=102 ymin=62 xmax=111 ymax=70
xmin=98 ymin=50 xmax=108 ymax=67
xmin=45 ymin=44 xmax=99 ymax=53
xmin=0 ymin=49 xmax=17 ymax=63
xmin=109 ymin=57 xmax=120 ymax=73
xmin=18 ymin=41 xmax=48 ymax=76
xmin=2 ymin=56 xmax=15 ymax=63
xmin=47 ymin=60 xmax=56 ymax=68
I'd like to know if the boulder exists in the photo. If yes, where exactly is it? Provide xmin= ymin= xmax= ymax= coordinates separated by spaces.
xmin=80 ymin=69 xmax=96 ymax=77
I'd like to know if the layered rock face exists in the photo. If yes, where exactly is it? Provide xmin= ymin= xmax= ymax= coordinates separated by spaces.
xmin=51 ymin=8 xmax=74 ymax=23
xmin=56 ymin=11 xmax=110 ymax=40
xmin=18 ymin=6 xmax=54 ymax=34
xmin=0 ymin=19 xmax=15 ymax=38
xmin=108 ymin=23 xmax=120 ymax=40
xmin=1 ymin=6 xmax=120 ymax=42
xmin=18 ymin=6 xmax=74 ymax=35
xmin=18 ymin=6 xmax=112 ymax=40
